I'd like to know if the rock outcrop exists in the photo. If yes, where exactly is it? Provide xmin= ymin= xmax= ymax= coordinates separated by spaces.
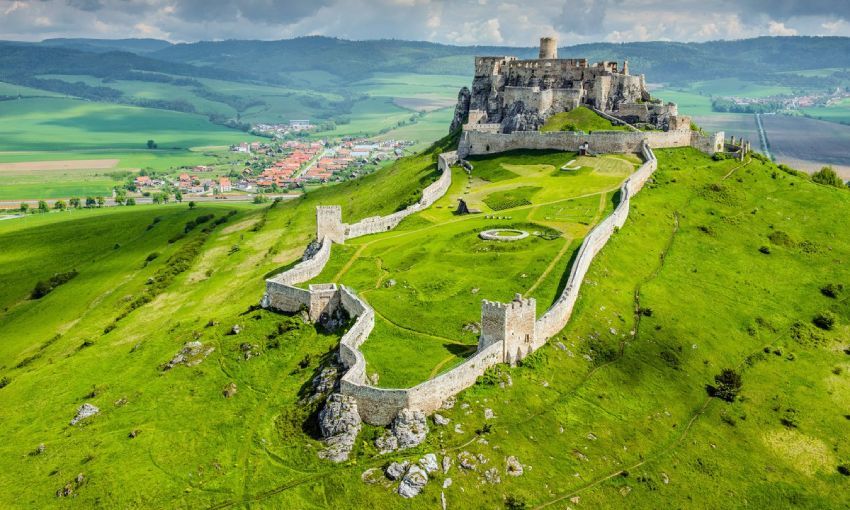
xmin=398 ymin=465 xmax=428 ymax=498
xmin=162 ymin=341 xmax=214 ymax=370
xmin=318 ymin=393 xmax=361 ymax=462
xmin=375 ymin=407 xmax=429 ymax=453
xmin=449 ymin=87 xmax=471 ymax=133
xmin=70 ymin=403 xmax=99 ymax=426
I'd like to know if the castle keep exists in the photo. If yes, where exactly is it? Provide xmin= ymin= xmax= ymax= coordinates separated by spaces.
xmin=452 ymin=36 xmax=688 ymax=134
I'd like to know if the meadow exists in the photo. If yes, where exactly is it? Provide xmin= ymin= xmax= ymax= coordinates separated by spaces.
xmin=306 ymin=150 xmax=635 ymax=387
xmin=0 ymin=97 xmax=246 ymax=151
xmin=1 ymin=136 xmax=850 ymax=508
xmin=541 ymin=106 xmax=631 ymax=132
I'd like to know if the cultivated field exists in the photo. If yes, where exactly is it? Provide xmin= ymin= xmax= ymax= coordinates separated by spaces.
xmin=762 ymin=115 xmax=850 ymax=178
xmin=693 ymin=113 xmax=763 ymax=152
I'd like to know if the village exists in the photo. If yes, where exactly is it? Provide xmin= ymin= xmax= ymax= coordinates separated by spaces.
xmin=131 ymin=135 xmax=414 ymax=200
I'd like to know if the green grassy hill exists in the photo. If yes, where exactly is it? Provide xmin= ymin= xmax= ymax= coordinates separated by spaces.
xmin=541 ymin=106 xmax=632 ymax=133
xmin=1 ymin=136 xmax=850 ymax=508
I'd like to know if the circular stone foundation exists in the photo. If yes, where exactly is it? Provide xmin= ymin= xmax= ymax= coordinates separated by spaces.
xmin=479 ymin=228 xmax=530 ymax=241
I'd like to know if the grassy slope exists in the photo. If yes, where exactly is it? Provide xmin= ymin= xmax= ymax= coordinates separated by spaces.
xmin=0 ymin=98 xmax=246 ymax=151
xmin=541 ymin=106 xmax=631 ymax=133
xmin=1 ymin=141 xmax=850 ymax=508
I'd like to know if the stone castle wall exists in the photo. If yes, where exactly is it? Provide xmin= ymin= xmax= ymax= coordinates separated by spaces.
xmin=262 ymin=141 xmax=663 ymax=426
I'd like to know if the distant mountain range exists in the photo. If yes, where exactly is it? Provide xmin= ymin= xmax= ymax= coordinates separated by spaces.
xmin=3 ymin=35 xmax=850 ymax=86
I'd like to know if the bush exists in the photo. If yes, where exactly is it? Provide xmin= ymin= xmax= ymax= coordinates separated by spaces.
xmin=781 ymin=407 xmax=800 ymax=428
xmin=813 ymin=311 xmax=837 ymax=330
xmin=758 ymin=245 xmax=771 ymax=254
xmin=505 ymin=495 xmax=528 ymax=510
xmin=821 ymin=283 xmax=844 ymax=298
xmin=812 ymin=166 xmax=845 ymax=188
xmin=145 ymin=252 xmax=160 ymax=263
xmin=838 ymin=464 xmax=850 ymax=476
xmin=0 ymin=376 xmax=10 ymax=389
xmin=711 ymin=368 xmax=742 ymax=402
xmin=31 ymin=270 xmax=79 ymax=299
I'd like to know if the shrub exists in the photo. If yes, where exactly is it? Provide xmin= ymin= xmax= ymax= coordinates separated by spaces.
xmin=781 ymin=407 xmax=800 ymax=428
xmin=821 ymin=283 xmax=844 ymax=298
xmin=812 ymin=166 xmax=845 ymax=188
xmin=768 ymin=230 xmax=795 ymax=248
xmin=505 ymin=495 xmax=528 ymax=510
xmin=838 ymin=464 xmax=850 ymax=476
xmin=0 ymin=376 xmax=10 ymax=389
xmin=30 ymin=270 xmax=79 ymax=299
xmin=813 ymin=311 xmax=837 ymax=330
xmin=145 ymin=252 xmax=160 ymax=263
xmin=711 ymin=368 xmax=742 ymax=402
xmin=758 ymin=246 xmax=771 ymax=254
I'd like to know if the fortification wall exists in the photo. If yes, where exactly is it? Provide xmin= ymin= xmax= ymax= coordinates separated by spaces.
xmin=262 ymin=237 xmax=333 ymax=313
xmin=343 ymin=151 xmax=457 ymax=240
xmin=459 ymin=129 xmax=706 ymax=158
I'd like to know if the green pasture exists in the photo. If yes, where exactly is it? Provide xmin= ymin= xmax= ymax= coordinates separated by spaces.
xmin=0 ymin=81 xmax=68 ymax=98
xmin=680 ymin=78 xmax=795 ymax=98
xmin=802 ymin=99 xmax=850 ymax=125
xmin=306 ymin=150 xmax=636 ymax=387
xmin=1 ymin=135 xmax=850 ymax=508
xmin=0 ymin=98 xmax=246 ymax=151
xmin=541 ymin=106 xmax=631 ymax=132
xmin=654 ymin=88 xmax=715 ymax=116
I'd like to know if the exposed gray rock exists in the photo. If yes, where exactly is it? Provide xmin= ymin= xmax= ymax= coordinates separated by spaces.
xmin=434 ymin=413 xmax=450 ymax=426
xmin=458 ymin=451 xmax=477 ymax=470
xmin=392 ymin=408 xmax=429 ymax=450
xmin=443 ymin=455 xmax=452 ymax=474
xmin=419 ymin=453 xmax=439 ymax=473
xmin=555 ymin=341 xmax=567 ymax=351
xmin=441 ymin=491 xmax=447 ymax=510
xmin=484 ymin=408 xmax=495 ymax=420
xmin=501 ymin=101 xmax=545 ymax=133
xmin=70 ymin=403 xmax=99 ymax=426
xmin=443 ymin=477 xmax=453 ymax=488
xmin=441 ymin=396 xmax=456 ymax=409
xmin=385 ymin=461 xmax=409 ymax=481
xmin=506 ymin=456 xmax=523 ymax=477
xmin=222 ymin=382 xmax=237 ymax=398
xmin=454 ymin=424 xmax=464 ymax=434
xmin=318 ymin=393 xmax=361 ymax=462
xmin=230 ymin=324 xmax=242 ymax=335
xmin=483 ymin=467 xmax=501 ymax=484
xmin=239 ymin=342 xmax=259 ymax=360
xmin=398 ymin=464 xmax=428 ymax=498
xmin=449 ymin=86 xmax=471 ymax=133
xmin=163 ymin=341 xmax=214 ymax=370
xmin=302 ymin=239 xmax=322 ymax=260
xmin=311 ymin=365 xmax=339 ymax=397
xmin=375 ymin=432 xmax=399 ymax=454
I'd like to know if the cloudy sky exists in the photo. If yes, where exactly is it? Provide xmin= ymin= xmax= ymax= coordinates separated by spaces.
xmin=1 ymin=0 xmax=848 ymax=45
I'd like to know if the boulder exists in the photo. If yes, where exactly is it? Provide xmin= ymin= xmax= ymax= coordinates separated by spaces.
xmin=442 ymin=455 xmax=452 ymax=474
xmin=317 ymin=393 xmax=361 ymax=462
xmin=458 ymin=451 xmax=477 ymax=471
xmin=433 ymin=413 xmax=450 ymax=426
xmin=375 ymin=432 xmax=399 ymax=454
xmin=230 ymin=324 xmax=242 ymax=335
xmin=222 ymin=382 xmax=237 ymax=398
xmin=484 ymin=408 xmax=495 ymax=420
xmin=506 ymin=456 xmax=523 ymax=476
xmin=361 ymin=467 xmax=384 ymax=485
xmin=483 ymin=467 xmax=501 ymax=484
xmin=70 ymin=403 xmax=99 ymax=426
xmin=386 ymin=461 xmax=409 ymax=481
xmin=398 ymin=465 xmax=428 ymax=498
xmin=392 ymin=408 xmax=429 ymax=450
xmin=162 ymin=341 xmax=214 ymax=370
xmin=419 ymin=453 xmax=439 ymax=473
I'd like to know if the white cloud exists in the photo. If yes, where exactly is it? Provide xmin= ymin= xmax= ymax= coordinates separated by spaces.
xmin=768 ymin=21 xmax=798 ymax=36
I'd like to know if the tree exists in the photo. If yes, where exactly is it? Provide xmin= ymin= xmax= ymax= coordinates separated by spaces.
xmin=188 ymin=201 xmax=197 ymax=210
xmin=96 ymin=196 xmax=105 ymax=208
xmin=174 ymin=190 xmax=183 ymax=203
xmin=19 ymin=203 xmax=29 ymax=213
xmin=85 ymin=196 xmax=96 ymax=208
xmin=125 ymin=197 xmax=136 ymax=206
xmin=114 ymin=189 xmax=127 ymax=205
xmin=711 ymin=368 xmax=742 ymax=402
xmin=146 ymin=139 xmax=157 ymax=149
xmin=812 ymin=166 xmax=845 ymax=188
xmin=69 ymin=197 xmax=81 ymax=208
xmin=37 ymin=200 xmax=48 ymax=213
xmin=53 ymin=200 xmax=67 ymax=211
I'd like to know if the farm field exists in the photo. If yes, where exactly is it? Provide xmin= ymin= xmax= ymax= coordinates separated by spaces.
xmin=762 ymin=114 xmax=850 ymax=178
xmin=307 ymin=150 xmax=636 ymax=387
xmin=653 ymin=87 xmax=715 ymax=116
xmin=0 ymin=97 xmax=246 ymax=151
xmin=2 ymin=138 xmax=850 ymax=508
xmin=692 ymin=113 xmax=763 ymax=152
xmin=802 ymin=98 xmax=850 ymax=126
xmin=680 ymin=77 xmax=796 ymax=98
xmin=0 ymin=148 xmax=249 ymax=200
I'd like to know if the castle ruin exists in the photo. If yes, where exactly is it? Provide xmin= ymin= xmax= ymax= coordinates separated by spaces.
xmin=451 ymin=36 xmax=689 ymax=134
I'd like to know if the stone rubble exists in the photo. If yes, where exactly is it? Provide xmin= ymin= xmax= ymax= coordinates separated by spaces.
xmin=506 ymin=456 xmax=524 ymax=477
xmin=398 ymin=464 xmax=428 ymax=498
xmin=162 ymin=341 xmax=214 ymax=370
xmin=385 ymin=461 xmax=409 ymax=481
xmin=419 ymin=453 xmax=439 ymax=473
xmin=434 ymin=413 xmax=450 ymax=426
xmin=70 ymin=403 xmax=99 ymax=426
xmin=317 ymin=393 xmax=361 ymax=462
xmin=376 ymin=408 xmax=429 ymax=452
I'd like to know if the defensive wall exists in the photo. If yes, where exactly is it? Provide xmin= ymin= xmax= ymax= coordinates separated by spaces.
xmin=458 ymin=128 xmax=723 ymax=157
xmin=261 ymin=138 xmax=663 ymax=426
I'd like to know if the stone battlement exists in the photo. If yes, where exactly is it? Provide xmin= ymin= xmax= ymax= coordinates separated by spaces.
xmin=262 ymin=141 xmax=662 ymax=427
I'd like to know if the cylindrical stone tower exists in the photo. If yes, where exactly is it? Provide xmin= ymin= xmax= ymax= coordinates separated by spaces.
xmin=539 ymin=36 xmax=558 ymax=59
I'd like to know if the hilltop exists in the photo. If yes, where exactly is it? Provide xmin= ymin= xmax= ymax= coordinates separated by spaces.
xmin=1 ymin=123 xmax=849 ymax=507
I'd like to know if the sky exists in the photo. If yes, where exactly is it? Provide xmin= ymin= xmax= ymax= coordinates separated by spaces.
xmin=1 ymin=0 xmax=848 ymax=45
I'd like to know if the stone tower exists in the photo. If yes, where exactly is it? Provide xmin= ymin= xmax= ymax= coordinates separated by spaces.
xmin=316 ymin=205 xmax=345 ymax=244
xmin=478 ymin=293 xmax=537 ymax=365
xmin=539 ymin=36 xmax=558 ymax=60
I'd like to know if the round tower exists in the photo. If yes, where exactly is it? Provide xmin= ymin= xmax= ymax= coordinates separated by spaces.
xmin=539 ymin=36 xmax=558 ymax=59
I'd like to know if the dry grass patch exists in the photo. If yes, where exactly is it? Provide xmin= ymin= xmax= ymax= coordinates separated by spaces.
xmin=762 ymin=428 xmax=834 ymax=476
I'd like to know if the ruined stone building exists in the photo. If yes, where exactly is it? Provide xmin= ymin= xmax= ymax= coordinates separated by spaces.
xmin=451 ymin=36 xmax=689 ymax=133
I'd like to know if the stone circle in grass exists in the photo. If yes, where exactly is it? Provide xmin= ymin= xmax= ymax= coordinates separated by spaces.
xmin=479 ymin=228 xmax=530 ymax=241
